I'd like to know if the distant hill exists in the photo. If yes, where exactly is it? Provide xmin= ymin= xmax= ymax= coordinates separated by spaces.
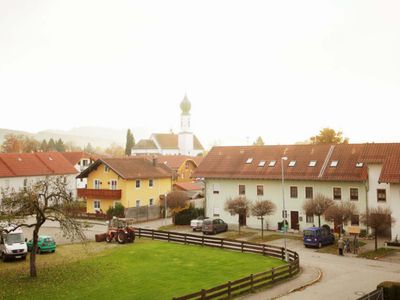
xmin=0 ymin=127 xmax=130 ymax=149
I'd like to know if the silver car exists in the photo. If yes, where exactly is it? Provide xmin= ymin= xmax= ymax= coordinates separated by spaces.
xmin=202 ymin=218 xmax=228 ymax=235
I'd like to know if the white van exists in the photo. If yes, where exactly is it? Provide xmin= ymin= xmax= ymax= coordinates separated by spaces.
xmin=0 ymin=225 xmax=28 ymax=262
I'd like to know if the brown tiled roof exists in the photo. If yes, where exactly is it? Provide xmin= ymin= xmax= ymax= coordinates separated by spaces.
xmin=77 ymin=157 xmax=172 ymax=180
xmin=0 ymin=152 xmax=78 ymax=178
xmin=153 ymin=133 xmax=204 ymax=150
xmin=174 ymin=182 xmax=204 ymax=191
xmin=160 ymin=155 xmax=200 ymax=170
xmin=193 ymin=144 xmax=397 ymax=182
xmin=61 ymin=152 xmax=96 ymax=165
xmin=133 ymin=139 xmax=158 ymax=150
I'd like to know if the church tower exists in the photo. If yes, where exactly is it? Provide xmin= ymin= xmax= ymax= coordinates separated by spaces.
xmin=178 ymin=94 xmax=194 ymax=155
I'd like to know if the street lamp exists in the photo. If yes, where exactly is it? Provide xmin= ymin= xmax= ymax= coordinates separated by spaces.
xmin=281 ymin=156 xmax=288 ymax=262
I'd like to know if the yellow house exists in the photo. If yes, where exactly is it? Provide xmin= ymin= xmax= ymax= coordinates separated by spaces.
xmin=159 ymin=155 xmax=203 ymax=183
xmin=77 ymin=157 xmax=172 ymax=213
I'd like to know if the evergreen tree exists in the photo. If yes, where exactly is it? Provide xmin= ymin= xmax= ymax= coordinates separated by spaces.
xmin=85 ymin=143 xmax=94 ymax=154
xmin=40 ymin=139 xmax=48 ymax=152
xmin=253 ymin=136 xmax=265 ymax=146
xmin=55 ymin=138 xmax=66 ymax=152
xmin=47 ymin=138 xmax=56 ymax=151
xmin=125 ymin=129 xmax=135 ymax=156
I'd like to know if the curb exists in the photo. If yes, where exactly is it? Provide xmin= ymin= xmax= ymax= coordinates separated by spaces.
xmin=288 ymin=266 xmax=323 ymax=294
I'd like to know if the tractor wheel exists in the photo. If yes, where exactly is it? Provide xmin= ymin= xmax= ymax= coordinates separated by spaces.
xmin=105 ymin=235 xmax=112 ymax=243
xmin=117 ymin=231 xmax=126 ymax=244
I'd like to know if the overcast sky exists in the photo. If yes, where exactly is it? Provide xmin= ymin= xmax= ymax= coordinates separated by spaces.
xmin=1 ymin=0 xmax=399 ymax=148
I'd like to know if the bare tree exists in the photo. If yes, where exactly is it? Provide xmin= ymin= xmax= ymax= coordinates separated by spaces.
xmin=251 ymin=200 xmax=276 ymax=238
xmin=361 ymin=206 xmax=395 ymax=251
xmin=166 ymin=191 xmax=188 ymax=224
xmin=225 ymin=196 xmax=251 ymax=234
xmin=324 ymin=201 xmax=358 ymax=238
xmin=0 ymin=176 xmax=85 ymax=278
xmin=302 ymin=193 xmax=334 ymax=227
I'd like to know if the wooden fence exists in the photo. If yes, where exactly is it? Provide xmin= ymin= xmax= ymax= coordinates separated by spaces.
xmin=136 ymin=228 xmax=300 ymax=300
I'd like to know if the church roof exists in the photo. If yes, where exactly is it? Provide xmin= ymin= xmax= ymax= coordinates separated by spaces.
xmin=153 ymin=133 xmax=204 ymax=150
xmin=133 ymin=139 xmax=158 ymax=150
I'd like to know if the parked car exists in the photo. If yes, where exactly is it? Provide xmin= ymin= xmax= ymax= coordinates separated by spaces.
xmin=27 ymin=236 xmax=56 ymax=254
xmin=190 ymin=216 xmax=208 ymax=231
xmin=0 ymin=224 xmax=27 ymax=262
xmin=202 ymin=218 xmax=228 ymax=235
xmin=303 ymin=225 xmax=334 ymax=248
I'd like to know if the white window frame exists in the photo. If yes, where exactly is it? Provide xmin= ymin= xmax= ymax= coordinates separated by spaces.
xmin=105 ymin=165 xmax=110 ymax=172
xmin=330 ymin=160 xmax=338 ymax=167
xmin=350 ymin=187 xmax=359 ymax=201
xmin=136 ymin=200 xmax=141 ymax=207
xmin=258 ymin=160 xmax=266 ymax=167
xmin=94 ymin=179 xmax=101 ymax=189
xmin=333 ymin=187 xmax=342 ymax=200
xmin=246 ymin=158 xmax=253 ymax=164
xmin=149 ymin=179 xmax=154 ymax=188
xmin=308 ymin=160 xmax=317 ymax=167
xmin=288 ymin=160 xmax=296 ymax=167
xmin=94 ymin=200 xmax=101 ymax=210
xmin=268 ymin=160 xmax=277 ymax=167
xmin=213 ymin=184 xmax=220 ymax=194
xmin=136 ymin=180 xmax=141 ymax=189
xmin=110 ymin=179 xmax=117 ymax=190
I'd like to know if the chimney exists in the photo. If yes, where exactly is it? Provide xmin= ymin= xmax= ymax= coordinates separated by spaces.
xmin=152 ymin=156 xmax=157 ymax=167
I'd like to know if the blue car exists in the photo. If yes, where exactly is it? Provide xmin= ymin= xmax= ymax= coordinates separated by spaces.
xmin=303 ymin=226 xmax=334 ymax=248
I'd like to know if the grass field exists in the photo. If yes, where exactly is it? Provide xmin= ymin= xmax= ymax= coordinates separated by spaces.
xmin=0 ymin=239 xmax=285 ymax=300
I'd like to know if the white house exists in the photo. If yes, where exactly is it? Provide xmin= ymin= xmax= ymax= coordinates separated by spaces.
xmin=0 ymin=152 xmax=78 ymax=207
xmin=61 ymin=151 xmax=97 ymax=189
xmin=132 ymin=94 xmax=204 ymax=157
xmin=193 ymin=143 xmax=400 ymax=241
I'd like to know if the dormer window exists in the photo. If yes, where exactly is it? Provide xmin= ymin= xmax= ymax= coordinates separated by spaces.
xmin=308 ymin=160 xmax=317 ymax=167
xmin=330 ymin=160 xmax=338 ymax=167
xmin=105 ymin=165 xmax=110 ymax=172
xmin=258 ymin=160 xmax=266 ymax=167
xmin=246 ymin=158 xmax=253 ymax=164
xmin=268 ymin=160 xmax=277 ymax=167
xmin=288 ymin=160 xmax=296 ymax=167
xmin=49 ymin=157 xmax=53 ymax=161
xmin=356 ymin=162 xmax=364 ymax=168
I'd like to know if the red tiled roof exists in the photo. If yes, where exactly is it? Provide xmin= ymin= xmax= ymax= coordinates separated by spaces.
xmin=61 ymin=152 xmax=96 ymax=165
xmin=174 ymin=182 xmax=203 ymax=191
xmin=0 ymin=152 xmax=78 ymax=178
xmin=193 ymin=144 xmax=400 ymax=182
xmin=77 ymin=157 xmax=172 ymax=180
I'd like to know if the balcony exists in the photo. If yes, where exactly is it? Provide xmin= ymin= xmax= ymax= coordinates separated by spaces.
xmin=77 ymin=188 xmax=122 ymax=200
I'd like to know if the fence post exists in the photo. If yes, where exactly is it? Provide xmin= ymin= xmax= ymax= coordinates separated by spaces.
xmin=289 ymin=264 xmax=292 ymax=277
xmin=227 ymin=281 xmax=231 ymax=299
xmin=201 ymin=289 xmax=206 ymax=300
xmin=184 ymin=234 xmax=187 ymax=245
xmin=262 ymin=244 xmax=266 ymax=256
xmin=168 ymin=232 xmax=170 ymax=242
xmin=202 ymin=235 xmax=204 ymax=246
xmin=152 ymin=230 xmax=154 ymax=240
xmin=271 ymin=268 xmax=275 ymax=282
xmin=241 ymin=241 xmax=244 ymax=252
xmin=281 ymin=247 xmax=284 ymax=260
xmin=138 ymin=228 xmax=141 ymax=238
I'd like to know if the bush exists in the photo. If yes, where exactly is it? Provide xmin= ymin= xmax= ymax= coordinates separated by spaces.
xmin=359 ymin=229 xmax=367 ymax=238
xmin=174 ymin=206 xmax=205 ymax=225
xmin=106 ymin=203 xmax=125 ymax=218
xmin=377 ymin=281 xmax=400 ymax=300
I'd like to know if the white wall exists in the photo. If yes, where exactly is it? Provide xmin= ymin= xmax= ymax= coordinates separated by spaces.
xmin=205 ymin=178 xmax=366 ymax=232
xmin=389 ymin=184 xmax=400 ymax=241
xmin=178 ymin=132 xmax=194 ymax=156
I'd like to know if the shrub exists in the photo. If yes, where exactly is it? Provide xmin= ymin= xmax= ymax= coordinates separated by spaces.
xmin=174 ymin=206 xmax=205 ymax=225
xmin=106 ymin=203 xmax=125 ymax=218
xmin=377 ymin=281 xmax=400 ymax=300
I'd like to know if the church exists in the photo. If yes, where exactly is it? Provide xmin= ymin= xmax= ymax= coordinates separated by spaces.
xmin=132 ymin=95 xmax=204 ymax=157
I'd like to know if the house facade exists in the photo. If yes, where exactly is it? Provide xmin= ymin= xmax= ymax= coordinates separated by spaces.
xmin=159 ymin=155 xmax=203 ymax=183
xmin=61 ymin=151 xmax=97 ymax=188
xmin=0 ymin=152 xmax=78 ymax=207
xmin=193 ymin=144 xmax=400 ymax=241
xmin=77 ymin=157 xmax=172 ymax=213
xmin=132 ymin=94 xmax=204 ymax=156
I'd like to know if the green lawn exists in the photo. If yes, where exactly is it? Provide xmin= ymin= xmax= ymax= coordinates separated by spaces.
xmin=0 ymin=240 xmax=285 ymax=300
xmin=358 ymin=248 xmax=399 ymax=259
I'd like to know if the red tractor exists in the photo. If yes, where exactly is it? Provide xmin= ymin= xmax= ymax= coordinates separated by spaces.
xmin=105 ymin=218 xmax=135 ymax=244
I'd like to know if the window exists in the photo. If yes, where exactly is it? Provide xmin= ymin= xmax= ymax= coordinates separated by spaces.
xmin=149 ymin=198 xmax=154 ymax=206
xmin=82 ymin=159 xmax=89 ymax=166
xmin=288 ymin=160 xmax=296 ymax=167
xmin=305 ymin=187 xmax=313 ymax=199
xmin=213 ymin=184 xmax=220 ymax=194
xmin=308 ymin=160 xmax=317 ymax=167
xmin=377 ymin=189 xmax=386 ymax=202
xmin=268 ymin=160 xmax=276 ymax=167
xmin=350 ymin=188 xmax=359 ymax=201
xmin=94 ymin=200 xmax=101 ymax=210
xmin=257 ymin=185 xmax=264 ymax=196
xmin=136 ymin=200 xmax=141 ymax=207
xmin=149 ymin=179 xmax=154 ymax=187
xmin=330 ymin=160 xmax=338 ymax=167
xmin=290 ymin=186 xmax=298 ymax=198
xmin=258 ymin=160 xmax=266 ymax=167
xmin=136 ymin=180 xmax=141 ymax=188
xmin=351 ymin=215 xmax=359 ymax=226
xmin=246 ymin=158 xmax=253 ymax=164
xmin=94 ymin=179 xmax=101 ymax=189
xmin=333 ymin=187 xmax=342 ymax=200
xmin=105 ymin=165 xmax=110 ymax=172
xmin=110 ymin=180 xmax=117 ymax=190
xmin=239 ymin=185 xmax=246 ymax=195
xmin=356 ymin=162 xmax=364 ymax=168
xmin=306 ymin=214 xmax=314 ymax=223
